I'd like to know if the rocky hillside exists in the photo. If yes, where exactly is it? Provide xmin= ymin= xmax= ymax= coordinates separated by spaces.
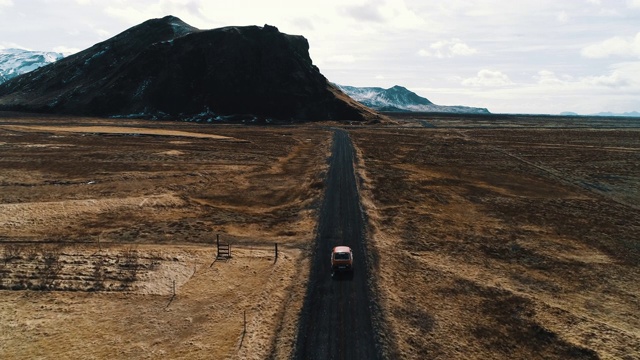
xmin=337 ymin=84 xmax=490 ymax=114
xmin=0 ymin=16 xmax=380 ymax=123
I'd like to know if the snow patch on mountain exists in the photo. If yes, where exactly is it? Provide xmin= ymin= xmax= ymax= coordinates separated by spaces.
xmin=336 ymin=84 xmax=490 ymax=114
xmin=0 ymin=49 xmax=64 ymax=84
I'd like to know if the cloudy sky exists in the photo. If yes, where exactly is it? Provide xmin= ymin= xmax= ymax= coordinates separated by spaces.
xmin=1 ymin=0 xmax=639 ymax=114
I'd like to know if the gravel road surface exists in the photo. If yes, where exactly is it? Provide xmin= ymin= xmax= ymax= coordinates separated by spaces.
xmin=294 ymin=129 xmax=382 ymax=360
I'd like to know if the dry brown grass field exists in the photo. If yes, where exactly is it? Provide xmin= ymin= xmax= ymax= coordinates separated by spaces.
xmin=0 ymin=113 xmax=331 ymax=359
xmin=351 ymin=116 xmax=639 ymax=359
xmin=1 ymin=112 xmax=639 ymax=359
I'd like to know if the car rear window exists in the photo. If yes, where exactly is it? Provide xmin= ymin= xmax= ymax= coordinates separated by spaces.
xmin=334 ymin=252 xmax=350 ymax=260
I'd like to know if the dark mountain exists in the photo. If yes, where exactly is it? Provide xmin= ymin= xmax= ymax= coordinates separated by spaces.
xmin=337 ymin=84 xmax=490 ymax=114
xmin=0 ymin=16 xmax=380 ymax=122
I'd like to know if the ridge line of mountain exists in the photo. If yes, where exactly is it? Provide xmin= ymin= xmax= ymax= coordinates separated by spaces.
xmin=336 ymin=84 xmax=490 ymax=114
xmin=0 ymin=16 xmax=382 ymax=123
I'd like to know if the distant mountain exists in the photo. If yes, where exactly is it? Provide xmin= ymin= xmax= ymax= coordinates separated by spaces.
xmin=592 ymin=111 xmax=640 ymax=117
xmin=336 ymin=84 xmax=490 ymax=114
xmin=0 ymin=16 xmax=381 ymax=123
xmin=561 ymin=111 xmax=640 ymax=117
xmin=0 ymin=49 xmax=63 ymax=84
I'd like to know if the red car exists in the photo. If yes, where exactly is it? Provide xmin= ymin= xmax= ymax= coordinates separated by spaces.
xmin=331 ymin=246 xmax=353 ymax=275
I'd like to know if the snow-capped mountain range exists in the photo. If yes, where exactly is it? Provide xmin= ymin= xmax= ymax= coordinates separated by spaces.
xmin=336 ymin=84 xmax=490 ymax=114
xmin=0 ymin=49 xmax=63 ymax=84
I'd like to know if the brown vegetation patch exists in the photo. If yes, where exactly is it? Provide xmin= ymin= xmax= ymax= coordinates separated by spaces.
xmin=0 ymin=125 xmax=237 ymax=140
xmin=0 ymin=114 xmax=330 ymax=359
xmin=352 ymin=122 xmax=640 ymax=359
xmin=0 ymin=244 xmax=306 ymax=359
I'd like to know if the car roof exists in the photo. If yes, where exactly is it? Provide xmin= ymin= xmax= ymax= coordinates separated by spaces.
xmin=333 ymin=246 xmax=352 ymax=253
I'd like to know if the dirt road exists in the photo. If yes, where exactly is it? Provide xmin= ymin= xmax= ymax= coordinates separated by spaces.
xmin=294 ymin=129 xmax=381 ymax=359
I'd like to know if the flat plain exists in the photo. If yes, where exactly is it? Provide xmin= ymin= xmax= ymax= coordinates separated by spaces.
xmin=1 ymin=112 xmax=639 ymax=359
xmin=353 ymin=114 xmax=639 ymax=359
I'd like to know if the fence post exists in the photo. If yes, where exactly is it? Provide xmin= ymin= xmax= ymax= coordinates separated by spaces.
xmin=275 ymin=243 xmax=278 ymax=262
xmin=173 ymin=279 xmax=176 ymax=296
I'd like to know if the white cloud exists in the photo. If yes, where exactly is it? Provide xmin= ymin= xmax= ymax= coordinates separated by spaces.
xmin=290 ymin=18 xmax=314 ymax=31
xmin=104 ymin=5 xmax=159 ymax=25
xmin=0 ymin=0 xmax=12 ymax=13
xmin=556 ymin=11 xmax=569 ymax=23
xmin=462 ymin=69 xmax=513 ymax=87
xmin=96 ymin=28 xmax=111 ymax=38
xmin=53 ymin=45 xmax=81 ymax=55
xmin=597 ymin=8 xmax=622 ymax=16
xmin=583 ymin=73 xmax=629 ymax=87
xmin=534 ymin=63 xmax=639 ymax=89
xmin=325 ymin=54 xmax=357 ymax=64
xmin=343 ymin=0 xmax=425 ymax=29
xmin=628 ymin=0 xmax=640 ymax=8
xmin=317 ymin=51 xmax=359 ymax=67
xmin=379 ymin=0 xmax=425 ymax=28
xmin=533 ymin=62 xmax=640 ymax=94
xmin=449 ymin=42 xmax=477 ymax=56
xmin=0 ymin=41 xmax=27 ymax=50
xmin=105 ymin=0 xmax=205 ymax=27
xmin=344 ymin=2 xmax=385 ymax=23
xmin=535 ymin=70 xmax=567 ymax=85
xmin=418 ymin=38 xmax=477 ymax=58
xmin=581 ymin=33 xmax=640 ymax=58
xmin=582 ymin=61 xmax=640 ymax=87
